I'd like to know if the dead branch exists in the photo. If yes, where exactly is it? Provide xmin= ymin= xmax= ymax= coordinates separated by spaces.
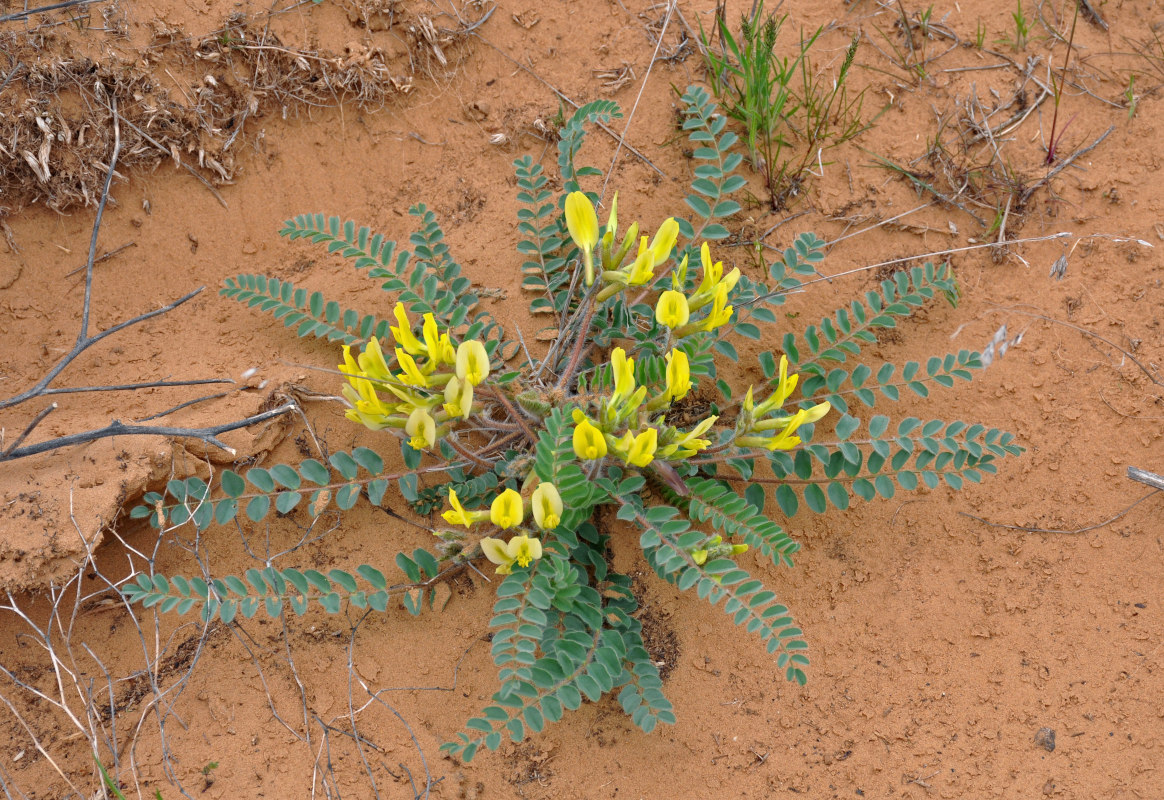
xmin=1127 ymin=467 xmax=1164 ymax=491
xmin=959 ymin=489 xmax=1159 ymax=534
xmin=0 ymin=402 xmax=297 ymax=461
xmin=1020 ymin=125 xmax=1115 ymax=205
xmin=0 ymin=0 xmax=108 ymax=23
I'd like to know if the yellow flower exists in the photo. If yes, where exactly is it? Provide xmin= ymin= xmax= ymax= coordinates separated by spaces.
xmin=422 ymin=313 xmax=455 ymax=365
xmin=665 ymin=349 xmax=691 ymax=401
xmin=666 ymin=414 xmax=718 ymax=458
xmin=609 ymin=347 xmax=636 ymax=407
xmin=701 ymin=283 xmax=734 ymax=331
xmin=614 ymin=386 xmax=648 ymax=423
xmin=614 ymin=427 xmax=657 ymax=467
xmin=625 ymin=242 xmax=655 ymax=286
xmin=339 ymin=345 xmax=364 ymax=390
xmin=755 ymin=400 xmax=831 ymax=431
xmin=489 ymin=488 xmax=525 ymax=529
xmin=801 ymin=400 xmax=832 ymax=424
xmin=443 ymin=375 xmax=474 ymax=418
xmin=341 ymin=382 xmax=395 ymax=430
xmin=532 ymin=482 xmax=563 ymax=530
xmin=610 ymin=220 xmax=639 ymax=268
xmin=405 ymin=406 xmax=437 ymax=449
xmin=689 ymin=243 xmax=741 ymax=311
xmin=572 ymin=414 xmax=608 ymax=460
xmin=649 ymin=218 xmax=679 ymax=266
xmin=480 ymin=535 xmax=543 ymax=574
xmin=456 ymin=340 xmax=490 ymax=386
xmin=766 ymin=412 xmax=806 ymax=449
xmin=738 ymin=409 xmax=809 ymax=451
xmin=655 ymin=290 xmax=690 ymax=329
xmin=395 ymin=348 xmax=429 ymax=387
xmin=755 ymin=355 xmax=799 ymax=417
xmin=379 ymin=380 xmax=431 ymax=413
xmin=605 ymin=191 xmax=619 ymax=242
xmin=389 ymin=303 xmax=425 ymax=356
xmin=442 ymin=488 xmax=487 ymax=529
xmin=721 ymin=266 xmax=741 ymax=294
xmin=565 ymin=191 xmax=599 ymax=286
xmin=689 ymin=243 xmax=721 ymax=310
xmin=356 ymin=336 xmax=392 ymax=382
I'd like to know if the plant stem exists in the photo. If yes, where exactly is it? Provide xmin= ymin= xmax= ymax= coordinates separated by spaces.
xmin=481 ymin=388 xmax=539 ymax=445
xmin=1045 ymin=1 xmax=1080 ymax=164
xmin=556 ymin=295 xmax=598 ymax=393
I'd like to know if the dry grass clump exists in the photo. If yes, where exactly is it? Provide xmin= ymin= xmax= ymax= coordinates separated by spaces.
xmin=0 ymin=1 xmax=469 ymax=213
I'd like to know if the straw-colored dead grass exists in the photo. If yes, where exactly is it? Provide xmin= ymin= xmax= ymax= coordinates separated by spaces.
xmin=0 ymin=2 xmax=468 ymax=212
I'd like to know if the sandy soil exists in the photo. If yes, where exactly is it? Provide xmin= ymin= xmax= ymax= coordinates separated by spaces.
xmin=1 ymin=0 xmax=1162 ymax=797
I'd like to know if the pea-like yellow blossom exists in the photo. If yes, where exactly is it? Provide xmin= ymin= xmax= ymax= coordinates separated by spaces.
xmin=655 ymin=290 xmax=690 ymax=329
xmin=572 ymin=413 xmax=608 ymax=460
xmin=565 ymin=191 xmax=599 ymax=286
xmin=395 ymin=348 xmax=429 ymax=387
xmin=688 ymin=243 xmax=741 ymax=312
xmin=341 ymin=380 xmax=395 ymax=430
xmin=752 ymin=401 xmax=832 ymax=433
xmin=339 ymin=345 xmax=397 ymax=430
xmin=801 ymin=400 xmax=832 ymax=424
xmin=605 ymin=192 xmax=619 ymax=242
xmin=754 ymin=355 xmax=799 ymax=417
xmin=649 ymin=218 xmax=679 ymax=266
xmin=762 ymin=412 xmax=806 ymax=450
xmin=701 ymin=283 xmax=734 ymax=331
xmin=738 ymin=398 xmax=829 ymax=451
xmin=389 ymin=303 xmax=425 ymax=356
xmin=356 ymin=336 xmax=392 ymax=382
xmin=480 ymin=534 xmax=543 ymax=574
xmin=339 ymin=345 xmax=366 ymax=391
xmin=665 ymin=349 xmax=691 ymax=401
xmin=625 ymin=245 xmax=655 ymax=287
xmin=443 ymin=376 xmax=473 ymax=419
xmin=405 ymin=406 xmax=437 ymax=450
xmin=668 ymin=414 xmax=717 ymax=458
xmin=422 ymin=313 xmax=456 ymax=365
xmin=442 ymin=488 xmax=487 ymax=529
xmin=489 ymin=488 xmax=525 ymax=529
xmin=614 ymin=427 xmax=658 ymax=467
xmin=455 ymin=340 xmax=490 ymax=386
xmin=609 ymin=348 xmax=636 ymax=407
xmin=532 ymin=482 xmax=563 ymax=530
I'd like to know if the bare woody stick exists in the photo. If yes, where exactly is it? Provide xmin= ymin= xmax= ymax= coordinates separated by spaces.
xmin=0 ymin=403 xmax=297 ymax=462
xmin=1127 ymin=467 xmax=1164 ymax=491
xmin=0 ymin=98 xmax=227 ymax=411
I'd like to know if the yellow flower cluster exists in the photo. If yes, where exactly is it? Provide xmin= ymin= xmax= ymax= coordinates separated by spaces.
xmin=563 ymin=191 xmax=680 ymax=299
xmin=654 ymin=243 xmax=740 ymax=336
xmin=570 ymin=346 xmax=717 ymax=468
xmin=339 ymin=303 xmax=491 ymax=449
xmin=441 ymin=483 xmax=563 ymax=573
xmin=735 ymin=355 xmax=831 ymax=450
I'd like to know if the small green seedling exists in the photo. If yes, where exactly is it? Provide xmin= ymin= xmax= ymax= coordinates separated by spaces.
xmin=997 ymin=0 xmax=1033 ymax=51
xmin=699 ymin=1 xmax=868 ymax=208
xmin=1125 ymin=74 xmax=1138 ymax=119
